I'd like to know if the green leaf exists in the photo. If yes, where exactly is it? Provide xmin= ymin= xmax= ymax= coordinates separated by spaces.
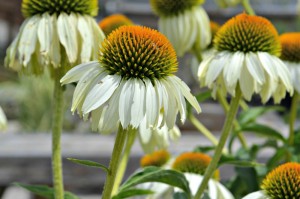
xmin=119 ymin=166 xmax=191 ymax=198
xmin=221 ymin=160 xmax=263 ymax=167
xmin=266 ymin=147 xmax=287 ymax=168
xmin=238 ymin=106 xmax=284 ymax=125
xmin=112 ymin=189 xmax=154 ymax=199
xmin=173 ymin=192 xmax=190 ymax=199
xmin=67 ymin=158 xmax=109 ymax=173
xmin=241 ymin=123 xmax=286 ymax=142
xmin=14 ymin=183 xmax=79 ymax=199
xmin=195 ymin=90 xmax=212 ymax=102
xmin=193 ymin=146 xmax=215 ymax=153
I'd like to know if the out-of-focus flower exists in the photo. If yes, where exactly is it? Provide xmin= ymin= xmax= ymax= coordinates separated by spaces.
xmin=138 ymin=114 xmax=181 ymax=153
xmin=140 ymin=150 xmax=170 ymax=167
xmin=99 ymin=14 xmax=134 ymax=36
xmin=150 ymin=0 xmax=211 ymax=57
xmin=215 ymin=0 xmax=241 ymax=8
xmin=61 ymin=26 xmax=201 ymax=133
xmin=198 ymin=13 xmax=293 ymax=103
xmin=0 ymin=106 xmax=7 ymax=131
xmin=242 ymin=162 xmax=300 ymax=199
xmin=280 ymin=33 xmax=300 ymax=93
xmin=5 ymin=0 xmax=105 ymax=75
xmin=139 ymin=152 xmax=233 ymax=199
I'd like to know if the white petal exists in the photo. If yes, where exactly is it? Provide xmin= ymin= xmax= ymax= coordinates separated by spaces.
xmin=60 ymin=61 xmax=100 ymax=84
xmin=258 ymin=52 xmax=277 ymax=79
xmin=130 ymin=79 xmax=146 ymax=128
xmin=198 ymin=54 xmax=215 ymax=79
xmin=101 ymin=81 xmax=125 ymax=133
xmin=83 ymin=75 xmax=121 ymax=113
xmin=38 ymin=13 xmax=52 ymax=63
xmin=205 ymin=52 xmax=229 ymax=86
xmin=145 ymin=80 xmax=159 ymax=127
xmin=0 ymin=107 xmax=7 ymax=131
xmin=119 ymin=79 xmax=135 ymax=128
xmin=71 ymin=67 xmax=105 ymax=112
xmin=170 ymin=76 xmax=201 ymax=113
xmin=242 ymin=191 xmax=267 ymax=199
xmin=49 ymin=14 xmax=61 ymax=67
xmin=57 ymin=13 xmax=78 ymax=63
xmin=245 ymin=52 xmax=265 ymax=84
xmin=18 ymin=16 xmax=40 ymax=66
xmin=239 ymin=63 xmax=255 ymax=100
xmin=271 ymin=56 xmax=293 ymax=93
xmin=162 ymin=78 xmax=186 ymax=123
xmin=78 ymin=16 xmax=93 ymax=62
xmin=223 ymin=52 xmax=244 ymax=87
xmin=215 ymin=181 xmax=234 ymax=199
xmin=161 ymin=81 xmax=178 ymax=128
xmin=91 ymin=108 xmax=102 ymax=131
xmin=193 ymin=7 xmax=211 ymax=50
xmin=138 ymin=116 xmax=153 ymax=145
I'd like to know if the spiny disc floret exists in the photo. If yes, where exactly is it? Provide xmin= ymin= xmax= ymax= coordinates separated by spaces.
xmin=22 ymin=0 xmax=98 ymax=17
xmin=280 ymin=33 xmax=300 ymax=63
xmin=150 ymin=0 xmax=204 ymax=17
xmin=261 ymin=162 xmax=300 ymax=199
xmin=99 ymin=26 xmax=178 ymax=81
xmin=215 ymin=13 xmax=281 ymax=56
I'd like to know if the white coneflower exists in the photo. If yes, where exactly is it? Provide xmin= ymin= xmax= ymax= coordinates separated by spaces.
xmin=243 ymin=162 xmax=300 ymax=199
xmin=0 ymin=106 xmax=7 ymax=131
xmin=150 ymin=0 xmax=211 ymax=57
xmin=5 ymin=0 xmax=105 ymax=75
xmin=198 ymin=13 xmax=293 ymax=103
xmin=61 ymin=26 xmax=201 ymax=133
xmin=279 ymin=33 xmax=300 ymax=93
xmin=139 ymin=152 xmax=233 ymax=199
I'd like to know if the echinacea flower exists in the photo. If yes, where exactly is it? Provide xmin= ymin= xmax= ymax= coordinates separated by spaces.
xmin=242 ymin=162 xmax=300 ymax=199
xmin=280 ymin=33 xmax=300 ymax=93
xmin=198 ymin=13 xmax=293 ymax=103
xmin=139 ymin=152 xmax=233 ymax=199
xmin=150 ymin=0 xmax=211 ymax=57
xmin=5 ymin=0 xmax=105 ymax=75
xmin=138 ymin=114 xmax=181 ymax=153
xmin=215 ymin=0 xmax=241 ymax=8
xmin=61 ymin=26 xmax=201 ymax=133
xmin=0 ymin=106 xmax=7 ymax=131
xmin=99 ymin=14 xmax=134 ymax=36
xmin=140 ymin=150 xmax=170 ymax=168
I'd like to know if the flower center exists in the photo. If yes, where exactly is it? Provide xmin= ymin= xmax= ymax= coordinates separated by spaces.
xmin=172 ymin=152 xmax=211 ymax=175
xmin=214 ymin=13 xmax=281 ymax=56
xmin=22 ymin=0 xmax=98 ymax=17
xmin=280 ymin=33 xmax=300 ymax=63
xmin=99 ymin=14 xmax=134 ymax=36
xmin=150 ymin=0 xmax=204 ymax=17
xmin=99 ymin=26 xmax=178 ymax=81
xmin=140 ymin=150 xmax=170 ymax=167
xmin=261 ymin=162 xmax=300 ymax=199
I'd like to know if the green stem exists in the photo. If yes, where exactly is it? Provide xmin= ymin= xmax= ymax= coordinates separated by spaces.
xmin=289 ymin=92 xmax=299 ymax=146
xmin=112 ymin=128 xmax=137 ymax=195
xmin=52 ymin=67 xmax=65 ymax=199
xmin=102 ymin=125 xmax=127 ymax=199
xmin=194 ymin=87 xmax=242 ymax=199
xmin=241 ymin=0 xmax=255 ymax=15
xmin=216 ymin=91 xmax=248 ymax=149
xmin=188 ymin=113 xmax=219 ymax=147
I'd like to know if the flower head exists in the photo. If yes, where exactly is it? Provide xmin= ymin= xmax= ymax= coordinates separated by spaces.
xmin=22 ymin=0 xmax=98 ymax=17
xmin=262 ymin=162 xmax=300 ymax=198
xmin=172 ymin=152 xmax=211 ymax=175
xmin=150 ymin=0 xmax=211 ymax=56
xmin=61 ymin=25 xmax=201 ymax=133
xmin=0 ymin=107 xmax=7 ymax=131
xmin=280 ymin=33 xmax=300 ymax=93
xmin=243 ymin=162 xmax=300 ymax=199
xmin=140 ymin=150 xmax=170 ymax=167
xmin=198 ymin=13 xmax=293 ymax=103
xmin=99 ymin=14 xmax=134 ymax=36
xmin=5 ymin=0 xmax=105 ymax=76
